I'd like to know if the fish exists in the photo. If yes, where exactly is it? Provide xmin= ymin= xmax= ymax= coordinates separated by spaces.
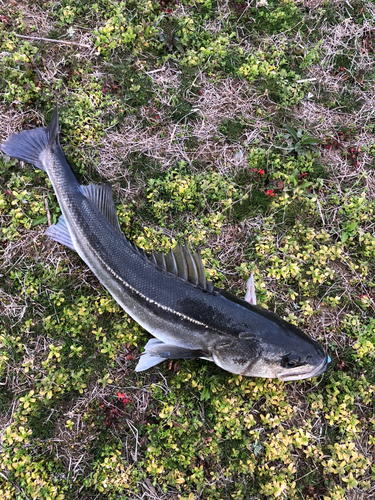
xmin=1 ymin=104 xmax=330 ymax=381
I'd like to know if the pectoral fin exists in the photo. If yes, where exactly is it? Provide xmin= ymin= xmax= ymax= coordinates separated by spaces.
xmin=135 ymin=338 xmax=207 ymax=372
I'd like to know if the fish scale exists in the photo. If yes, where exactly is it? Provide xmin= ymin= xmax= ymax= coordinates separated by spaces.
xmin=0 ymin=104 xmax=330 ymax=380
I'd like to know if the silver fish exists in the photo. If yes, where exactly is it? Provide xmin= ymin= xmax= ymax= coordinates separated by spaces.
xmin=1 ymin=105 xmax=330 ymax=381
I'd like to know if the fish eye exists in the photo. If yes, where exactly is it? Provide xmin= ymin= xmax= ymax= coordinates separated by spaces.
xmin=281 ymin=354 xmax=301 ymax=368
xmin=287 ymin=360 xmax=298 ymax=367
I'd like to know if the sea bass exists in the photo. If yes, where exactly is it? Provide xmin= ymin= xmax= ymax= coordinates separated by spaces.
xmin=1 ymin=106 xmax=330 ymax=381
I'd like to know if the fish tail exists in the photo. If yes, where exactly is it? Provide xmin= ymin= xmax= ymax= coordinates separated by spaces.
xmin=0 ymin=104 xmax=59 ymax=171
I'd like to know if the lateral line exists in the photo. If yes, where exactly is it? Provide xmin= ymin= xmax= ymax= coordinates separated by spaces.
xmin=89 ymin=243 xmax=213 ymax=329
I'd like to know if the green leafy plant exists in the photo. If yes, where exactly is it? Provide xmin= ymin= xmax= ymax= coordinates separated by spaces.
xmin=279 ymin=125 xmax=322 ymax=158
xmin=158 ymin=18 xmax=185 ymax=54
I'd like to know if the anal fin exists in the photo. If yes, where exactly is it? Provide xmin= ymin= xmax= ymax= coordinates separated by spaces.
xmin=45 ymin=215 xmax=76 ymax=252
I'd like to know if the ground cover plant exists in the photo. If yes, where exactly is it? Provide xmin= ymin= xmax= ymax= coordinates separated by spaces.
xmin=0 ymin=0 xmax=375 ymax=498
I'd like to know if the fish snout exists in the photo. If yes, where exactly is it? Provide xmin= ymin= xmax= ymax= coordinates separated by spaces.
xmin=277 ymin=352 xmax=330 ymax=381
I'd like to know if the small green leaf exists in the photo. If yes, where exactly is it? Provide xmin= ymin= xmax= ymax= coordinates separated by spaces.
xmin=32 ymin=216 xmax=47 ymax=226
xmin=285 ymin=125 xmax=299 ymax=141
xmin=346 ymin=221 xmax=358 ymax=232
xmin=302 ymin=138 xmax=321 ymax=145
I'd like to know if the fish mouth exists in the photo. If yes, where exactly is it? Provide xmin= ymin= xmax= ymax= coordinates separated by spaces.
xmin=277 ymin=354 xmax=329 ymax=381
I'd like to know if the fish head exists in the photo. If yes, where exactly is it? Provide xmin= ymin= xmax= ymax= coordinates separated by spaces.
xmin=246 ymin=329 xmax=329 ymax=381
xmin=210 ymin=304 xmax=329 ymax=380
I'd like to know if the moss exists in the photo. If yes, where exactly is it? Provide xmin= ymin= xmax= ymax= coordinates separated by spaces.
xmin=231 ymin=0 xmax=303 ymax=35
xmin=105 ymin=62 xmax=154 ymax=109
xmin=308 ymin=160 xmax=328 ymax=180
xmin=232 ymin=189 xmax=273 ymax=220
xmin=218 ymin=118 xmax=245 ymax=142
xmin=27 ymin=407 xmax=59 ymax=440
xmin=335 ymin=89 xmax=365 ymax=113
xmin=0 ymin=386 xmax=13 ymax=413
xmin=169 ymin=98 xmax=196 ymax=122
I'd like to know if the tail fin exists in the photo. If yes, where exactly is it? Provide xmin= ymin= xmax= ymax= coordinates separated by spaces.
xmin=0 ymin=105 xmax=59 ymax=171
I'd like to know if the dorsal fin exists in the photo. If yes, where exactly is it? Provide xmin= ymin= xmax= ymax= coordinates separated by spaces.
xmin=183 ymin=242 xmax=199 ymax=286
xmin=140 ymin=241 xmax=214 ymax=292
xmin=164 ymin=248 xmax=177 ymax=275
xmin=193 ymin=249 xmax=212 ymax=290
xmin=80 ymin=183 xmax=122 ymax=234
xmin=173 ymin=241 xmax=188 ymax=281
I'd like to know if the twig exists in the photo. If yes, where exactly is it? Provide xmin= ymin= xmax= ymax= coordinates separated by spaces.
xmin=13 ymin=33 xmax=91 ymax=48
xmin=296 ymin=78 xmax=317 ymax=84
xmin=316 ymin=198 xmax=325 ymax=226
xmin=43 ymin=193 xmax=52 ymax=227
xmin=145 ymin=67 xmax=167 ymax=74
